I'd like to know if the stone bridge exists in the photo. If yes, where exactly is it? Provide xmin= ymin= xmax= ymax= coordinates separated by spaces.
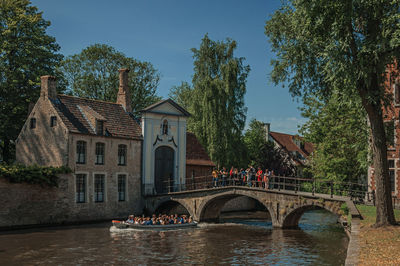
xmin=144 ymin=186 xmax=353 ymax=228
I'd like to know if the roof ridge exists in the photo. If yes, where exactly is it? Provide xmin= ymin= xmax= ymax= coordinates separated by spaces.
xmin=58 ymin=94 xmax=122 ymax=105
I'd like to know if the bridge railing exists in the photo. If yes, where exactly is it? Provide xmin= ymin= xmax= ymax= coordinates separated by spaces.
xmin=163 ymin=175 xmax=370 ymax=203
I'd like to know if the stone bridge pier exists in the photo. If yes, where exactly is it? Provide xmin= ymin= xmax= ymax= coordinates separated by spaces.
xmin=144 ymin=187 xmax=347 ymax=228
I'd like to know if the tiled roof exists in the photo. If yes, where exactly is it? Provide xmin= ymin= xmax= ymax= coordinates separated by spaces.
xmin=186 ymin=132 xmax=215 ymax=167
xmin=51 ymin=94 xmax=142 ymax=140
xmin=269 ymin=131 xmax=314 ymax=164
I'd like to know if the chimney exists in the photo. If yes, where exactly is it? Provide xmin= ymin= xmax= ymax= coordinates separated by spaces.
xmin=263 ymin=122 xmax=270 ymax=142
xmin=40 ymin=75 xmax=57 ymax=99
xmin=116 ymin=68 xmax=131 ymax=113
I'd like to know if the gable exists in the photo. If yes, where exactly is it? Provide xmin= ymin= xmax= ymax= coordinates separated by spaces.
xmin=141 ymin=99 xmax=190 ymax=117
xmin=151 ymin=101 xmax=184 ymax=115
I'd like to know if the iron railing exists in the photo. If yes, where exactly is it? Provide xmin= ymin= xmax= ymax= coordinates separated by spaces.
xmin=163 ymin=175 xmax=384 ymax=203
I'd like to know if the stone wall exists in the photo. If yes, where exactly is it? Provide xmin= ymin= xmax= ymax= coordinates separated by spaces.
xmin=221 ymin=196 xmax=259 ymax=212
xmin=0 ymin=174 xmax=143 ymax=229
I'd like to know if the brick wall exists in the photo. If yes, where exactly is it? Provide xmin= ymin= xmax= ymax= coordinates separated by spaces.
xmin=0 ymin=173 xmax=143 ymax=229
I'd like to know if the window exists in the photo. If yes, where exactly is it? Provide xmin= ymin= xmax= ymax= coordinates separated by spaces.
xmin=76 ymin=174 xmax=86 ymax=203
xmin=50 ymin=116 xmax=57 ymax=127
xmin=30 ymin=118 xmax=36 ymax=129
xmin=384 ymin=121 xmax=395 ymax=147
xmin=76 ymin=141 xmax=86 ymax=164
xmin=95 ymin=142 xmax=105 ymax=165
xmin=118 ymin=144 xmax=127 ymax=165
xmin=395 ymin=83 xmax=400 ymax=105
xmin=162 ymin=120 xmax=168 ymax=135
xmin=96 ymin=120 xmax=104 ymax=136
xmin=389 ymin=159 xmax=396 ymax=192
xmin=118 ymin=174 xmax=126 ymax=201
xmin=94 ymin=174 xmax=105 ymax=202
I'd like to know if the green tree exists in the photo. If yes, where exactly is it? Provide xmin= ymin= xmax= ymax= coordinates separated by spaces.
xmin=60 ymin=44 xmax=161 ymax=115
xmin=244 ymin=119 xmax=296 ymax=175
xmin=265 ymin=0 xmax=400 ymax=226
xmin=244 ymin=119 xmax=267 ymax=166
xmin=169 ymin=81 xmax=193 ymax=111
xmin=300 ymin=90 xmax=369 ymax=183
xmin=0 ymin=0 xmax=63 ymax=163
xmin=184 ymin=34 xmax=250 ymax=167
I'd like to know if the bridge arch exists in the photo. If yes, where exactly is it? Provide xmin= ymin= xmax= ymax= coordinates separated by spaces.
xmin=197 ymin=190 xmax=277 ymax=225
xmin=281 ymin=201 xmax=341 ymax=228
xmin=150 ymin=197 xmax=194 ymax=218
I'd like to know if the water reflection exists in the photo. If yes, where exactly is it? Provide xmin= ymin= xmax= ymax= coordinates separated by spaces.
xmin=0 ymin=210 xmax=348 ymax=265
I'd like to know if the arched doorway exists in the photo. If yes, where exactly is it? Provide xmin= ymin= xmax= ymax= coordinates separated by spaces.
xmin=154 ymin=146 xmax=175 ymax=193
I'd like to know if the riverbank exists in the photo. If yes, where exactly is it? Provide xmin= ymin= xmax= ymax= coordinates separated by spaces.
xmin=357 ymin=205 xmax=400 ymax=265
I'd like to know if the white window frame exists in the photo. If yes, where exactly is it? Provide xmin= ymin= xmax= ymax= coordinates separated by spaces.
xmin=388 ymin=159 xmax=397 ymax=195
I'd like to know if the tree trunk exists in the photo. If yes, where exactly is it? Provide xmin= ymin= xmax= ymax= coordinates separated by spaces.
xmin=362 ymin=97 xmax=396 ymax=227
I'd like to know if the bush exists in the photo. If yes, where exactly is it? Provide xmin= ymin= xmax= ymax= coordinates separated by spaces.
xmin=340 ymin=203 xmax=349 ymax=216
xmin=0 ymin=164 xmax=72 ymax=187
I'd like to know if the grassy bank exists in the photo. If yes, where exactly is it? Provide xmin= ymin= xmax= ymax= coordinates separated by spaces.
xmin=357 ymin=205 xmax=400 ymax=265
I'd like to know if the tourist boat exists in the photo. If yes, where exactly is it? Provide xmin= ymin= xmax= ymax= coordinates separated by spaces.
xmin=112 ymin=220 xmax=198 ymax=230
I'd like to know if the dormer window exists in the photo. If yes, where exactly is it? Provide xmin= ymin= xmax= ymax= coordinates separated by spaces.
xmin=162 ymin=120 xmax=168 ymax=135
xmin=96 ymin=120 xmax=104 ymax=136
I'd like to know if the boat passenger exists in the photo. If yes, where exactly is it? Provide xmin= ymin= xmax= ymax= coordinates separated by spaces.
xmin=126 ymin=215 xmax=134 ymax=223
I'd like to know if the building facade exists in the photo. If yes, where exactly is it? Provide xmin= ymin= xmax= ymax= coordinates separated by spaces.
xmin=10 ymin=69 xmax=214 ymax=227
xmin=368 ymin=63 xmax=400 ymax=199
xmin=15 ymin=70 xmax=143 ymax=222
xmin=141 ymin=99 xmax=190 ymax=195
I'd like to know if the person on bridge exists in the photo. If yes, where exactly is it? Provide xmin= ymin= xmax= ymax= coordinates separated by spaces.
xmin=264 ymin=169 xmax=270 ymax=190
xmin=245 ymin=167 xmax=251 ymax=187
xmin=270 ymin=170 xmax=275 ymax=189
xmin=256 ymin=167 xmax=263 ymax=187
xmin=221 ymin=167 xmax=228 ymax=187
xmin=250 ymin=166 xmax=256 ymax=187
xmin=212 ymin=168 xmax=218 ymax=187
xmin=233 ymin=168 xmax=239 ymax=185
xmin=240 ymin=168 xmax=246 ymax=186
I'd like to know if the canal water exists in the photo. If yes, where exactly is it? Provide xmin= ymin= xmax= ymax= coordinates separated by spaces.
xmin=0 ymin=210 xmax=348 ymax=265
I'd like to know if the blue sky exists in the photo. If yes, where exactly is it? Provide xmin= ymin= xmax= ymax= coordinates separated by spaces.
xmin=31 ymin=0 xmax=306 ymax=134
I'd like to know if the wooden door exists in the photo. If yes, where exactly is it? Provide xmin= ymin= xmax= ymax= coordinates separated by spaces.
xmin=154 ymin=146 xmax=174 ymax=193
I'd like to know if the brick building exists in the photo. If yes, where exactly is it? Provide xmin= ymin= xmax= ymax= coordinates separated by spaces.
xmin=368 ymin=63 xmax=400 ymax=199
xmin=264 ymin=123 xmax=313 ymax=177
xmin=186 ymin=132 xmax=215 ymax=178
xmin=11 ymin=69 xmax=214 ymax=226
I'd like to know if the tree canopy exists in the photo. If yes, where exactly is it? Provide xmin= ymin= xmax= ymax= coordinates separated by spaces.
xmin=300 ymin=90 xmax=369 ymax=183
xmin=169 ymin=81 xmax=193 ymax=111
xmin=265 ymin=0 xmax=400 ymax=226
xmin=0 ymin=0 xmax=63 ymax=163
xmin=60 ymin=44 xmax=161 ymax=115
xmin=170 ymin=34 xmax=250 ymax=167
